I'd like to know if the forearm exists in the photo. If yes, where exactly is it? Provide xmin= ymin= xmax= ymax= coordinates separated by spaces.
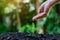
xmin=47 ymin=0 xmax=60 ymax=1
xmin=44 ymin=0 xmax=60 ymax=14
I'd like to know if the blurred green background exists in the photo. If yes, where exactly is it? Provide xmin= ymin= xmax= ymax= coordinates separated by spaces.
xmin=0 ymin=0 xmax=60 ymax=34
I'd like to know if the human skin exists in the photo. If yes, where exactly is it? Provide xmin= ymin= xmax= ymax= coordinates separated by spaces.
xmin=32 ymin=0 xmax=60 ymax=21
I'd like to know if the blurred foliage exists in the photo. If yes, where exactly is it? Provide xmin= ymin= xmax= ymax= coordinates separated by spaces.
xmin=45 ymin=3 xmax=60 ymax=34
xmin=0 ymin=0 xmax=60 ymax=34
xmin=21 ymin=23 xmax=36 ymax=33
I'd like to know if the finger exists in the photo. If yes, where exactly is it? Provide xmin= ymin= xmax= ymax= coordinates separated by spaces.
xmin=38 ymin=2 xmax=46 ymax=13
xmin=32 ymin=12 xmax=47 ymax=21
xmin=38 ymin=4 xmax=44 ymax=13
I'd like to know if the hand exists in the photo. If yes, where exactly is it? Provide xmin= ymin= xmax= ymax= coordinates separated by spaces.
xmin=32 ymin=2 xmax=46 ymax=21
xmin=32 ymin=1 xmax=47 ymax=21
xmin=32 ymin=0 xmax=59 ymax=21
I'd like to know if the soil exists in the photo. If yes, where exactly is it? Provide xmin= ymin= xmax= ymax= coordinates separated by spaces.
xmin=0 ymin=32 xmax=59 ymax=40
